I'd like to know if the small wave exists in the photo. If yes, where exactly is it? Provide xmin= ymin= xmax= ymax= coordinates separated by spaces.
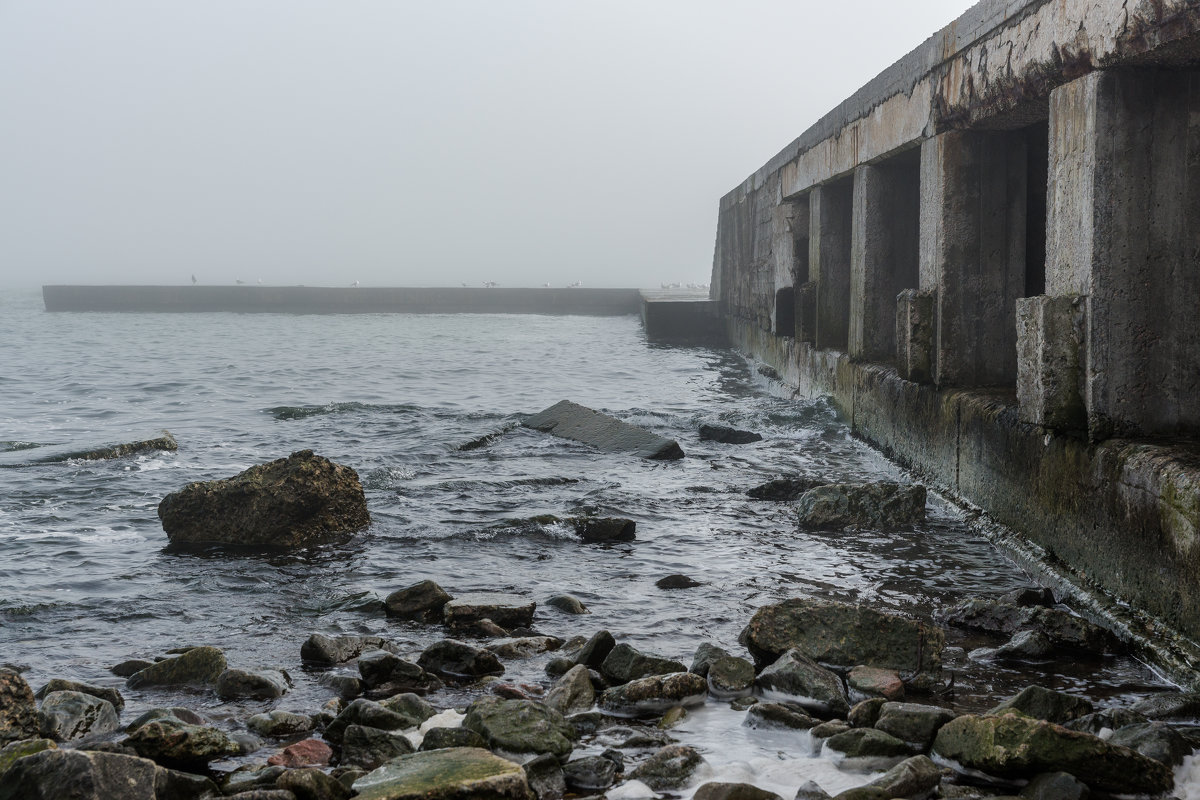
xmin=265 ymin=402 xmax=421 ymax=420
xmin=363 ymin=466 xmax=419 ymax=490
xmin=0 ymin=441 xmax=45 ymax=453
xmin=455 ymin=422 xmax=519 ymax=452
xmin=426 ymin=476 xmax=581 ymax=492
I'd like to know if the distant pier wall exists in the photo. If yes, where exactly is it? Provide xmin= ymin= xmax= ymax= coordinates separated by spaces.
xmin=711 ymin=0 xmax=1200 ymax=684
xmin=42 ymin=285 xmax=642 ymax=315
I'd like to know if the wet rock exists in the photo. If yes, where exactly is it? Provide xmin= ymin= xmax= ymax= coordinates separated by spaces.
xmin=38 ymin=691 xmax=120 ymax=742
xmin=601 ymin=644 xmax=688 ymax=684
xmin=1020 ymin=771 xmax=1089 ymax=799
xmin=566 ymin=711 xmax=605 ymax=736
xmin=216 ymin=667 xmax=291 ymax=700
xmin=847 ymin=698 xmax=887 ymax=728
xmin=359 ymin=650 xmax=444 ymax=695
xmin=277 ymin=767 xmax=353 ymax=800
xmin=268 ymin=738 xmax=333 ymax=767
xmin=828 ymin=789 xmax=889 ymax=800
xmin=301 ymin=633 xmax=396 ymax=665
xmin=867 ymin=754 xmax=941 ymax=797
xmin=111 ymin=659 xmax=154 ymax=677
xmin=341 ymin=724 xmax=415 ymax=770
xmin=988 ymin=629 xmax=1055 ymax=661
xmin=1001 ymin=586 xmax=1057 ymax=607
xmin=46 ymin=431 xmax=178 ymax=463
xmin=0 ymin=669 xmax=41 ymax=744
xmin=574 ymin=630 xmax=616 ymax=669
xmin=352 ymin=747 xmax=531 ymax=800
xmin=1106 ymin=721 xmax=1191 ymax=766
xmin=418 ymin=640 xmax=505 ymax=679
xmin=444 ymin=593 xmax=536 ymax=631
xmin=227 ymin=791 xmax=297 ymax=800
xmin=690 ymin=643 xmax=732 ymax=677
xmin=810 ymin=720 xmax=851 ymax=742
xmin=324 ymin=699 xmax=420 ymax=744
xmin=931 ymin=712 xmax=1173 ymax=795
xmin=223 ymin=764 xmax=289 ymax=794
xmin=987 ymin=685 xmax=1092 ymax=724
xmin=659 ymin=705 xmax=688 ymax=728
xmin=940 ymin=599 xmax=1115 ymax=654
xmin=488 ymin=637 xmax=563 ymax=660
xmin=562 ymin=755 xmax=617 ymax=792
xmin=628 ymin=744 xmax=705 ymax=790
xmin=707 ymin=656 xmax=754 ymax=700
xmin=544 ymin=658 xmax=574 ymax=678
xmin=699 ymin=424 xmax=762 ymax=444
xmin=755 ymin=649 xmax=848 ymax=718
xmin=545 ymin=665 xmax=595 ymax=715
xmin=1064 ymin=707 xmax=1148 ymax=734
xmin=125 ymin=645 xmax=227 ymax=689
xmin=523 ymin=752 xmax=566 ymax=800
xmin=794 ymin=780 xmax=833 ymax=800
xmin=746 ymin=476 xmax=822 ymax=501
xmin=320 ymin=673 xmax=363 ymax=701
xmin=0 ymin=749 xmax=165 ymax=800
xmin=598 ymin=672 xmax=707 ymax=717
xmin=522 ymin=399 xmax=684 ymax=460
xmin=823 ymin=728 xmax=912 ymax=771
xmin=730 ymin=696 xmax=758 ymax=711
xmin=740 ymin=597 xmax=943 ymax=674
xmin=547 ymin=594 xmax=589 ymax=614
xmin=595 ymin=724 xmax=673 ymax=749
xmin=463 ymin=697 xmax=575 ymax=761
xmin=126 ymin=707 xmax=206 ymax=730
xmin=846 ymin=665 xmax=904 ymax=701
xmin=384 ymin=580 xmax=453 ymax=623
xmin=796 ymin=482 xmax=926 ymax=529
xmin=380 ymin=693 xmax=438 ymax=724
xmin=159 ymin=449 xmax=370 ymax=547
xmin=0 ymin=737 xmax=55 ymax=776
xmin=655 ymin=574 xmax=703 ymax=589
xmin=35 ymin=679 xmax=125 ymax=713
xmin=743 ymin=702 xmax=820 ymax=730
xmin=1129 ymin=690 xmax=1200 ymax=720
xmin=693 ymin=783 xmax=781 ymax=800
xmin=872 ymin=702 xmax=955 ymax=751
xmin=571 ymin=516 xmax=636 ymax=543
xmin=420 ymin=727 xmax=487 ymax=750
xmin=248 ymin=710 xmax=314 ymax=737
xmin=123 ymin=717 xmax=241 ymax=768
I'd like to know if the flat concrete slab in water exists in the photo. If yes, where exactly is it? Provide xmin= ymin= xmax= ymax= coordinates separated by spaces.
xmin=522 ymin=400 xmax=684 ymax=460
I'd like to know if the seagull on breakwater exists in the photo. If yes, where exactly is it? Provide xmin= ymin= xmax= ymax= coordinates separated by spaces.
xmin=568 ymin=281 xmax=582 ymax=288
xmin=191 ymin=274 xmax=197 ymax=285
xmin=235 ymin=279 xmax=244 ymax=285
xmin=352 ymin=281 xmax=360 ymax=287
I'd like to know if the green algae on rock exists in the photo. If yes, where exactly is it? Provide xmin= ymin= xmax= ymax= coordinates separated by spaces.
xmin=352 ymin=747 xmax=533 ymax=800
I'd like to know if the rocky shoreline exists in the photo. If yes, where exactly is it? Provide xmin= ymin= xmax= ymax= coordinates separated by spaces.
xmin=2 ymin=581 xmax=1197 ymax=800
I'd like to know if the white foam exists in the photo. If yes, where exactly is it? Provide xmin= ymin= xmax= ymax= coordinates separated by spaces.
xmin=1174 ymin=752 xmax=1200 ymax=799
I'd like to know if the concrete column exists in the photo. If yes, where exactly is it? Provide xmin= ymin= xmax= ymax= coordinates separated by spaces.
xmin=850 ymin=159 xmax=920 ymax=362
xmin=1016 ymin=295 xmax=1087 ymax=431
xmin=919 ymin=130 xmax=1027 ymax=387
xmin=795 ymin=282 xmax=816 ymax=342
xmin=1047 ymin=69 xmax=1200 ymax=439
xmin=897 ymin=289 xmax=935 ymax=383
xmin=809 ymin=180 xmax=854 ymax=351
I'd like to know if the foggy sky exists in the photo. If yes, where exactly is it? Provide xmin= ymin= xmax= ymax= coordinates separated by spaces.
xmin=0 ymin=1 xmax=977 ymax=290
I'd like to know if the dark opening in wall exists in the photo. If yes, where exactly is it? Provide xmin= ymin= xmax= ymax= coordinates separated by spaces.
xmin=1024 ymin=120 xmax=1049 ymax=297
xmin=860 ymin=147 xmax=920 ymax=363
xmin=775 ymin=286 xmax=795 ymax=337
xmin=790 ymin=195 xmax=812 ymax=341
xmin=813 ymin=176 xmax=854 ymax=351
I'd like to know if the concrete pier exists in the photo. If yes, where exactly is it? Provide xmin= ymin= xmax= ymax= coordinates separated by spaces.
xmin=42 ymin=285 xmax=643 ymax=315
xmin=709 ymin=0 xmax=1200 ymax=684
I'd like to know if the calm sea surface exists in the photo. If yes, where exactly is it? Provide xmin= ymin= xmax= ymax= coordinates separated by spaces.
xmin=0 ymin=287 xmax=1188 ymax=794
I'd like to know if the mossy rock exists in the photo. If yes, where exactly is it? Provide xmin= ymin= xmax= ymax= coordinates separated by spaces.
xmin=352 ymin=747 xmax=532 ymax=800
xmin=125 ymin=646 xmax=226 ymax=689
xmin=463 ymin=697 xmax=575 ymax=760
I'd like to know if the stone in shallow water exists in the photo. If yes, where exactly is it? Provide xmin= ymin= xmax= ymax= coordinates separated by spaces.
xmin=746 ymin=476 xmax=822 ymax=501
xmin=352 ymin=747 xmax=532 ymax=800
xmin=823 ymin=728 xmax=912 ymax=772
xmin=266 ymin=737 xmax=332 ymax=767
xmin=872 ymin=702 xmax=955 ymax=751
xmin=706 ymin=656 xmax=754 ymax=700
xmin=628 ymin=744 xmax=706 ymax=790
xmin=324 ymin=699 xmax=420 ymax=745
xmin=655 ymin=574 xmax=702 ymax=589
xmin=698 ymin=424 xmax=762 ymax=444
xmin=444 ymin=594 xmax=536 ymax=631
xmin=384 ymin=580 xmax=453 ymax=622
xmin=215 ymin=668 xmax=291 ymax=700
xmin=743 ymin=702 xmax=820 ymax=730
xmin=847 ymin=665 xmax=904 ymax=701
xmin=600 ymin=643 xmax=687 ymax=684
xmin=277 ymin=767 xmax=352 ymax=800
xmin=573 ymin=630 xmax=616 ymax=669
xmin=987 ymin=685 xmax=1092 ymax=724
xmin=37 ymin=691 xmax=120 ymax=742
xmin=35 ymin=679 xmax=125 ymax=713
xmin=692 ymin=782 xmax=782 ymax=800
xmin=546 ymin=594 xmax=589 ymax=614
xmin=125 ymin=646 xmax=227 ymax=689
xmin=599 ymin=672 xmax=707 ymax=717
xmin=796 ymin=482 xmax=926 ymax=529
xmin=522 ymin=399 xmax=685 ymax=460
xmin=247 ymin=710 xmax=314 ymax=737
xmin=122 ymin=717 xmax=241 ymax=768
xmin=418 ymin=640 xmax=505 ymax=679
xmin=523 ymin=752 xmax=565 ymax=800
xmin=341 ymin=723 xmax=415 ymax=770
xmin=562 ymin=755 xmax=618 ymax=792
xmin=463 ymin=697 xmax=575 ymax=761
xmin=755 ymin=649 xmax=848 ymax=718
xmin=301 ymin=633 xmax=395 ymax=665
xmin=544 ymin=665 xmax=595 ymax=716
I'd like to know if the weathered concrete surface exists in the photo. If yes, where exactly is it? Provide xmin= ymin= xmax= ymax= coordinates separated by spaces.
xmin=809 ymin=180 xmax=853 ymax=351
xmin=523 ymin=400 xmax=684 ymax=460
xmin=725 ymin=318 xmax=1200 ymax=689
xmin=43 ymin=285 xmax=642 ymax=315
xmin=1015 ymin=294 xmax=1086 ymax=431
xmin=639 ymin=292 xmax=726 ymax=345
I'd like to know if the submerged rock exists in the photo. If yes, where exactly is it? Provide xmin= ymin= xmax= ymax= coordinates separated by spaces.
xmin=125 ymin=646 xmax=227 ymax=689
xmin=699 ymin=424 xmax=762 ymax=444
xmin=739 ymin=597 xmax=943 ymax=674
xmin=655 ymin=574 xmax=702 ymax=589
xmin=247 ymin=710 xmax=314 ymax=738
xmin=37 ymin=691 xmax=120 ymax=742
xmin=598 ymin=672 xmax=707 ymax=717
xmin=0 ymin=669 xmax=40 ymax=745
xmin=940 ymin=598 xmax=1115 ymax=655
xmin=384 ymin=580 xmax=453 ymax=622
xmin=42 ymin=431 xmax=178 ymax=463
xmin=547 ymin=594 xmax=589 ymax=614
xmin=158 ymin=449 xmax=370 ymax=547
xmin=796 ymin=482 xmax=926 ymax=529
xmin=444 ymin=593 xmax=536 ymax=631
xmin=352 ymin=747 xmax=532 ymax=800
xmin=746 ymin=477 xmax=821 ymax=501
xmin=522 ymin=400 xmax=684 ymax=460
xmin=463 ymin=697 xmax=575 ymax=761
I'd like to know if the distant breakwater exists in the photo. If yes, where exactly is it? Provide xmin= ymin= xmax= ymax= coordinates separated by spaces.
xmin=41 ymin=285 xmax=644 ymax=315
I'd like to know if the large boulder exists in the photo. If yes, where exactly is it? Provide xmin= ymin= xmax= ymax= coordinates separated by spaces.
xmin=739 ymin=597 xmax=943 ymax=674
xmin=37 ymin=691 xmax=120 ymax=741
xmin=125 ymin=646 xmax=227 ymax=689
xmin=796 ymin=482 xmax=926 ymax=529
xmin=522 ymin=400 xmax=684 ymax=460
xmin=352 ymin=747 xmax=533 ymax=800
xmin=158 ymin=449 xmax=369 ymax=547
xmin=463 ymin=697 xmax=575 ymax=761
xmin=931 ymin=712 xmax=1174 ymax=795
xmin=755 ymin=649 xmax=848 ymax=718
xmin=0 ymin=669 xmax=40 ymax=744
xmin=598 ymin=672 xmax=707 ymax=717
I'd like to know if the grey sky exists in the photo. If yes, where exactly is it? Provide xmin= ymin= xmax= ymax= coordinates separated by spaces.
xmin=0 ymin=1 xmax=976 ymax=289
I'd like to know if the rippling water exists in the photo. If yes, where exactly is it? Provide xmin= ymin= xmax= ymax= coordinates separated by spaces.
xmin=0 ymin=288 xmax=1183 ymax=794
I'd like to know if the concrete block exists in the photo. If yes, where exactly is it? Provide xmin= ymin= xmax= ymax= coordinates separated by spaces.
xmin=896 ymin=290 xmax=935 ymax=384
xmin=522 ymin=400 xmax=684 ymax=460
xmin=795 ymin=282 xmax=817 ymax=343
xmin=1016 ymin=295 xmax=1086 ymax=432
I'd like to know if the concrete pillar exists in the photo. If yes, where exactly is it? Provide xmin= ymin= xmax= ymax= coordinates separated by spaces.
xmin=1016 ymin=295 xmax=1087 ymax=431
xmin=850 ymin=159 xmax=920 ymax=362
xmin=795 ymin=282 xmax=817 ymax=343
xmin=1047 ymin=69 xmax=1200 ymax=439
xmin=809 ymin=180 xmax=854 ymax=351
xmin=897 ymin=289 xmax=935 ymax=383
xmin=919 ymin=130 xmax=1027 ymax=387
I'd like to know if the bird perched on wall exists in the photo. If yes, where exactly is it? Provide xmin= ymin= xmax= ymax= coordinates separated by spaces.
xmin=191 ymin=274 xmax=197 ymax=285
xmin=352 ymin=281 xmax=360 ymax=287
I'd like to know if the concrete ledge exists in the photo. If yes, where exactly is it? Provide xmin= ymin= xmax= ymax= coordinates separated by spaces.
xmin=727 ymin=314 xmax=1200 ymax=687
xmin=639 ymin=291 xmax=726 ymax=345
xmin=42 ymin=285 xmax=643 ymax=315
